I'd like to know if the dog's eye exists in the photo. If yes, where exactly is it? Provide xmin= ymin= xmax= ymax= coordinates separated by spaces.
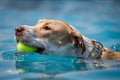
xmin=43 ymin=26 xmax=51 ymax=30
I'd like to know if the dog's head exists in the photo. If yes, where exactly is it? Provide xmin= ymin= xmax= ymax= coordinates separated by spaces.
xmin=15 ymin=19 xmax=85 ymax=57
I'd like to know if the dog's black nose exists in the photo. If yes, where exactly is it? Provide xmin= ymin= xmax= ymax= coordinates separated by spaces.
xmin=15 ymin=26 xmax=25 ymax=33
xmin=15 ymin=26 xmax=25 ymax=36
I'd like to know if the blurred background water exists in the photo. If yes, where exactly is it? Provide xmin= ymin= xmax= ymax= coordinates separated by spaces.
xmin=0 ymin=0 xmax=120 ymax=80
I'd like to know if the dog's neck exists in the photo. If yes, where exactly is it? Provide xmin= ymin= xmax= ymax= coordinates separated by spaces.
xmin=82 ymin=35 xmax=94 ymax=58
xmin=82 ymin=35 xmax=103 ymax=59
xmin=69 ymin=24 xmax=103 ymax=59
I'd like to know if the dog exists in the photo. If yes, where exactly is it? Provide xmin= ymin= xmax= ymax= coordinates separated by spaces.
xmin=15 ymin=19 xmax=120 ymax=60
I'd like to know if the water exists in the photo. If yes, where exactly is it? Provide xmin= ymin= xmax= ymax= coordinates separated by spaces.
xmin=1 ymin=51 xmax=120 ymax=80
xmin=0 ymin=0 xmax=120 ymax=80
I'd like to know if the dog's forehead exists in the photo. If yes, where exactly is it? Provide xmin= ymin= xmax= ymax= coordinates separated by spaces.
xmin=37 ymin=19 xmax=64 ymax=25
xmin=36 ymin=19 xmax=72 ymax=31
xmin=37 ymin=19 xmax=48 ymax=23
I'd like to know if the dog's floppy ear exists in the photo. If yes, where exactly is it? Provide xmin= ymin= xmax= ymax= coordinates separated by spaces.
xmin=71 ymin=31 xmax=86 ymax=54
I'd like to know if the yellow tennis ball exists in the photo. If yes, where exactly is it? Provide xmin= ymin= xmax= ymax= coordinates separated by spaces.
xmin=17 ymin=41 xmax=38 ymax=52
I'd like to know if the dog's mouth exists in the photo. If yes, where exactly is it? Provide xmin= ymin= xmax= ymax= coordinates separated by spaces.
xmin=36 ymin=47 xmax=45 ymax=54
xmin=16 ymin=40 xmax=45 ymax=54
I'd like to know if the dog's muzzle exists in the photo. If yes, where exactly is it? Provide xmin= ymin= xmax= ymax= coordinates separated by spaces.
xmin=15 ymin=26 xmax=46 ymax=54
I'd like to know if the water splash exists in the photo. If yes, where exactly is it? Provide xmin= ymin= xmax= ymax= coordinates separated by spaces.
xmin=111 ymin=43 xmax=120 ymax=52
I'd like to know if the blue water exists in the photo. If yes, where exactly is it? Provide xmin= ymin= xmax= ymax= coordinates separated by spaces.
xmin=0 ymin=0 xmax=120 ymax=80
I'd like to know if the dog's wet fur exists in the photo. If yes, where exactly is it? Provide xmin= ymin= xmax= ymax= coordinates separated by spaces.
xmin=15 ymin=19 xmax=120 ymax=60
